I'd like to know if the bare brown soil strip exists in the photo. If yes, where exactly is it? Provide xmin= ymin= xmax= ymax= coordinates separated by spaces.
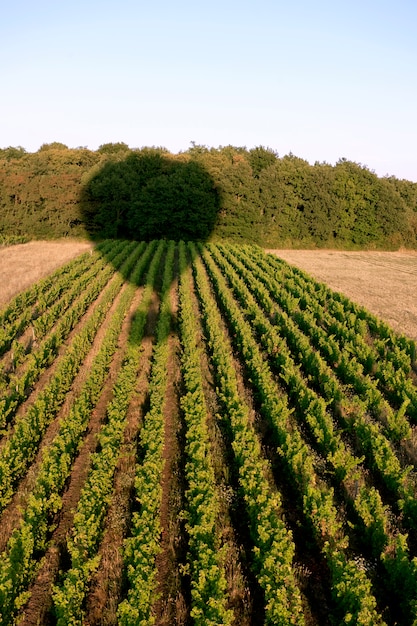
xmin=0 ymin=267 xmax=123 ymax=446
xmin=0 ymin=240 xmax=94 ymax=307
xmin=267 ymin=249 xmax=417 ymax=342
xmin=203 ymin=349 xmax=255 ymax=625
xmin=202 ymin=254 xmax=331 ymax=623
xmin=84 ymin=344 xmax=153 ymax=625
xmin=152 ymin=271 xmax=193 ymax=626
xmin=83 ymin=291 xmax=161 ymax=625
xmin=153 ymin=331 xmax=188 ymax=626
xmin=0 ymin=325 xmax=37 ymax=378
xmin=1 ymin=295 xmax=99 ymax=416
xmin=16 ymin=286 xmax=138 ymax=626
xmin=191 ymin=260 xmax=259 ymax=624
xmin=225 ymin=354 xmax=277 ymax=624
xmin=83 ymin=380 xmax=150 ymax=623
xmin=0 ymin=275 xmax=127 ymax=552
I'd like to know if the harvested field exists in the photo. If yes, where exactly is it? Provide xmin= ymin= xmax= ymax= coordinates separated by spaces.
xmin=0 ymin=240 xmax=94 ymax=307
xmin=267 ymin=249 xmax=417 ymax=342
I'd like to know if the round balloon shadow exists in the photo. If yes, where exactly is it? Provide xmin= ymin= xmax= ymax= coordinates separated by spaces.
xmin=80 ymin=150 xmax=220 ymax=242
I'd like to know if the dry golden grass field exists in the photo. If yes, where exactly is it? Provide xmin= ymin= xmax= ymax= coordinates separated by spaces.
xmin=268 ymin=249 xmax=417 ymax=342
xmin=0 ymin=240 xmax=94 ymax=307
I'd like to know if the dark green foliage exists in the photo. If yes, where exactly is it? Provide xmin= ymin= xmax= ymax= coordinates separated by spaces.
xmin=128 ymin=160 xmax=219 ymax=240
xmin=330 ymin=160 xmax=411 ymax=247
xmin=37 ymin=142 xmax=69 ymax=152
xmin=0 ymin=143 xmax=416 ymax=248
xmin=96 ymin=142 xmax=130 ymax=155
xmin=212 ymin=149 xmax=261 ymax=244
xmin=248 ymin=145 xmax=279 ymax=178
xmin=81 ymin=150 xmax=220 ymax=241
xmin=0 ymin=147 xmax=27 ymax=161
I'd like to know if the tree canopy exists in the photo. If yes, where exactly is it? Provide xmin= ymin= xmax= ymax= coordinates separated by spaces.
xmin=0 ymin=143 xmax=416 ymax=248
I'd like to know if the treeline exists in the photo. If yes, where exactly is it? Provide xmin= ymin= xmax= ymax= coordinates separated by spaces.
xmin=1 ymin=141 xmax=416 ymax=248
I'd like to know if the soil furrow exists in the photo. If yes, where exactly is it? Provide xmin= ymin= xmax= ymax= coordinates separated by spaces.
xmin=16 ymin=285 xmax=138 ymax=626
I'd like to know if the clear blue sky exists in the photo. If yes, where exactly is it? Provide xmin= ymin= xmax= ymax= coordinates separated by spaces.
xmin=2 ymin=0 xmax=416 ymax=181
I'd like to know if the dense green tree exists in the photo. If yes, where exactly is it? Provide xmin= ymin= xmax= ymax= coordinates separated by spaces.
xmin=254 ymin=154 xmax=314 ymax=245
xmin=97 ymin=142 xmax=130 ymax=154
xmin=82 ymin=151 xmax=219 ymax=241
xmin=215 ymin=150 xmax=260 ymax=242
xmin=0 ymin=143 xmax=416 ymax=248
xmin=248 ymin=146 xmax=279 ymax=178
xmin=128 ymin=160 xmax=219 ymax=240
xmin=0 ymin=146 xmax=26 ymax=160
xmin=38 ymin=142 xmax=69 ymax=151
xmin=385 ymin=176 xmax=417 ymax=212
xmin=81 ymin=150 xmax=163 ymax=238
xmin=385 ymin=176 xmax=417 ymax=243
xmin=0 ymin=147 xmax=99 ymax=238
xmin=331 ymin=160 xmax=411 ymax=248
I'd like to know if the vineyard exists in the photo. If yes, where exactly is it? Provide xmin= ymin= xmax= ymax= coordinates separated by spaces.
xmin=1 ymin=240 xmax=417 ymax=625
